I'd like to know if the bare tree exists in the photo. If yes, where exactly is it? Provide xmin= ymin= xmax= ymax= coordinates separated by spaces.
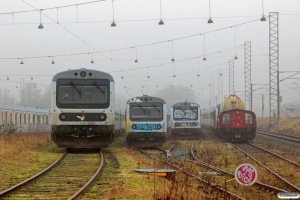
xmin=153 ymin=85 xmax=197 ymax=110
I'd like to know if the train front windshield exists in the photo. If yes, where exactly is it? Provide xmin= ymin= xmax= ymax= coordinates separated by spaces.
xmin=173 ymin=106 xmax=198 ymax=120
xmin=130 ymin=102 xmax=163 ymax=121
xmin=56 ymin=79 xmax=110 ymax=108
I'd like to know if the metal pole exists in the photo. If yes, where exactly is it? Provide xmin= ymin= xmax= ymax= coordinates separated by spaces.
xmin=262 ymin=94 xmax=264 ymax=117
xmin=277 ymin=70 xmax=280 ymax=121
xmin=251 ymin=84 xmax=253 ymax=111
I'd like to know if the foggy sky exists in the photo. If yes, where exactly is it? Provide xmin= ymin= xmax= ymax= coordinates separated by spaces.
xmin=0 ymin=0 xmax=300 ymax=116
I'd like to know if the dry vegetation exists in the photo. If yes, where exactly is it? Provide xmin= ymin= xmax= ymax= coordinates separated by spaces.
xmin=0 ymin=133 xmax=64 ymax=191
xmin=257 ymin=117 xmax=300 ymax=136
xmin=1 ymin=130 xmax=299 ymax=199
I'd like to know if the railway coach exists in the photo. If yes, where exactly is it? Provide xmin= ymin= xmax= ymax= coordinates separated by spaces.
xmin=50 ymin=68 xmax=115 ymax=148
xmin=0 ymin=105 xmax=50 ymax=133
xmin=170 ymin=101 xmax=201 ymax=139
xmin=125 ymin=95 xmax=168 ymax=147
xmin=201 ymin=95 xmax=256 ymax=141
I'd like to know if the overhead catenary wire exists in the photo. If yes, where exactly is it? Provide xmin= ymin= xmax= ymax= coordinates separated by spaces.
xmin=20 ymin=0 xmax=125 ymax=72
xmin=0 ymin=16 xmax=268 ymax=61
xmin=0 ymin=0 xmax=106 ymax=16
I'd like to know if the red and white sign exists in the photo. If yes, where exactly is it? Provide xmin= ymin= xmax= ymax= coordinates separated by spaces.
xmin=235 ymin=163 xmax=257 ymax=186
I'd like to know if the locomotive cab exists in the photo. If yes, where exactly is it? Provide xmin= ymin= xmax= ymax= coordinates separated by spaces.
xmin=218 ymin=110 xmax=256 ymax=141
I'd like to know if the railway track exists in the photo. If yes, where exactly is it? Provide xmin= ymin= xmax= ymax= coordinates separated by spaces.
xmin=232 ymin=142 xmax=300 ymax=193
xmin=137 ymin=147 xmax=245 ymax=200
xmin=257 ymin=129 xmax=300 ymax=143
xmin=189 ymin=144 xmax=289 ymax=194
xmin=0 ymin=151 xmax=104 ymax=199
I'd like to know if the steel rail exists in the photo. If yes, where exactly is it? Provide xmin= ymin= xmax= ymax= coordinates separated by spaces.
xmin=189 ymin=144 xmax=288 ymax=194
xmin=0 ymin=152 xmax=67 ymax=197
xmin=247 ymin=142 xmax=300 ymax=167
xmin=68 ymin=150 xmax=104 ymax=200
xmin=232 ymin=144 xmax=300 ymax=193
xmin=257 ymin=129 xmax=300 ymax=143
xmin=137 ymin=147 xmax=245 ymax=200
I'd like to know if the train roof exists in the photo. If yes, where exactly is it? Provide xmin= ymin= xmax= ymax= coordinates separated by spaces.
xmin=0 ymin=104 xmax=51 ymax=114
xmin=171 ymin=101 xmax=200 ymax=108
xmin=126 ymin=95 xmax=166 ymax=104
xmin=52 ymin=68 xmax=114 ymax=82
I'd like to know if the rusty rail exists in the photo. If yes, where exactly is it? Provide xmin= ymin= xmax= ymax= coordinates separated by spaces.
xmin=233 ymin=144 xmax=300 ymax=193
xmin=69 ymin=151 xmax=104 ymax=200
xmin=0 ymin=152 xmax=67 ymax=197
xmin=137 ymin=147 xmax=245 ymax=200
xmin=247 ymin=142 xmax=300 ymax=167
xmin=257 ymin=129 xmax=300 ymax=143
xmin=190 ymin=144 xmax=288 ymax=194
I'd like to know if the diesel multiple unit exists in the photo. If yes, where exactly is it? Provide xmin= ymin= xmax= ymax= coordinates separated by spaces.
xmin=50 ymin=68 xmax=115 ymax=148
xmin=125 ymin=95 xmax=168 ymax=147
xmin=170 ymin=101 xmax=201 ymax=139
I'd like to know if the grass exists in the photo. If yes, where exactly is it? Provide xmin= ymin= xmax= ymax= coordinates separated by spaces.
xmin=1 ymin=131 xmax=299 ymax=199
xmin=0 ymin=132 xmax=64 ymax=191
xmin=257 ymin=117 xmax=300 ymax=136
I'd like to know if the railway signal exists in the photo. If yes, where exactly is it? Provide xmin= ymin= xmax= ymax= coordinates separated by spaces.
xmin=234 ymin=163 xmax=258 ymax=186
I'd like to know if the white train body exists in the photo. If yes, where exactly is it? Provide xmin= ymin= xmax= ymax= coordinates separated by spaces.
xmin=50 ymin=68 xmax=115 ymax=148
xmin=125 ymin=95 xmax=167 ymax=147
xmin=170 ymin=101 xmax=201 ymax=139
xmin=0 ymin=105 xmax=50 ymax=133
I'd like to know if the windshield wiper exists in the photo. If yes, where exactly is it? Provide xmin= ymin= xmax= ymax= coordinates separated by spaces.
xmin=138 ymin=104 xmax=146 ymax=112
xmin=93 ymin=81 xmax=105 ymax=93
xmin=69 ymin=81 xmax=81 ymax=95
xmin=153 ymin=104 xmax=160 ymax=112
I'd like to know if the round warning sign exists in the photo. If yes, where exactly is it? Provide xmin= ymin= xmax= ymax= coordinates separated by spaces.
xmin=234 ymin=163 xmax=257 ymax=186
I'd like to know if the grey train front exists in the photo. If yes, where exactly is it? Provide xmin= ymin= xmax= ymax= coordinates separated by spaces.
xmin=170 ymin=101 xmax=201 ymax=139
xmin=50 ymin=69 xmax=115 ymax=148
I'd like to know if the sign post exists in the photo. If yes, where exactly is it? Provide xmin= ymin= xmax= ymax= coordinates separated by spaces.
xmin=234 ymin=163 xmax=258 ymax=186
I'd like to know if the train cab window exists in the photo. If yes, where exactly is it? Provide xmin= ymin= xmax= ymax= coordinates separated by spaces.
xmin=56 ymin=79 xmax=110 ymax=108
xmin=130 ymin=102 xmax=163 ymax=121
xmin=173 ymin=106 xmax=198 ymax=120
xmin=222 ymin=113 xmax=231 ymax=124
xmin=245 ymin=113 xmax=253 ymax=124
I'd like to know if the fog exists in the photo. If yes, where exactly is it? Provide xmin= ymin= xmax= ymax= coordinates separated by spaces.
xmin=1 ymin=0 xmax=300 ymax=116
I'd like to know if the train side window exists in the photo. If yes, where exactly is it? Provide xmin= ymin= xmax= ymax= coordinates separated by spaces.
xmin=245 ymin=113 xmax=253 ymax=124
xmin=222 ymin=113 xmax=231 ymax=124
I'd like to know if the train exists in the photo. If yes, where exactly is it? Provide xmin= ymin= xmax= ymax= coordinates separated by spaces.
xmin=50 ymin=68 xmax=116 ymax=148
xmin=115 ymin=108 xmax=125 ymax=135
xmin=170 ymin=101 xmax=201 ymax=139
xmin=125 ymin=95 xmax=168 ymax=147
xmin=201 ymin=95 xmax=256 ymax=141
xmin=0 ymin=104 xmax=50 ymax=133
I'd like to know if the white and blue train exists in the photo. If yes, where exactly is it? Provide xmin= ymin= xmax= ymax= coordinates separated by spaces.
xmin=170 ymin=101 xmax=201 ymax=139
xmin=125 ymin=95 xmax=168 ymax=147
xmin=50 ymin=68 xmax=116 ymax=148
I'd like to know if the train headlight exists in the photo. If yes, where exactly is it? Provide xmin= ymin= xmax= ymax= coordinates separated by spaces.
xmin=132 ymin=124 xmax=137 ymax=129
xmin=59 ymin=113 xmax=66 ymax=121
xmin=157 ymin=124 xmax=162 ymax=129
xmin=80 ymin=71 xmax=86 ymax=77
xmin=99 ymin=113 xmax=107 ymax=121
